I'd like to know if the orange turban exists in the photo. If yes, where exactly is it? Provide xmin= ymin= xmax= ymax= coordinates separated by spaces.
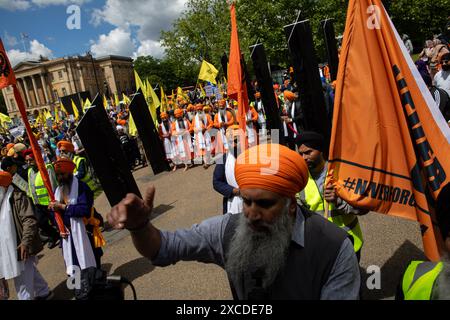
xmin=54 ymin=158 xmax=76 ymax=174
xmin=235 ymin=144 xmax=308 ymax=198
xmin=6 ymin=143 xmax=14 ymax=151
xmin=160 ymin=112 xmax=168 ymax=120
xmin=283 ymin=90 xmax=296 ymax=101
xmin=174 ymin=109 xmax=184 ymax=118
xmin=195 ymin=104 xmax=204 ymax=111
xmin=187 ymin=104 xmax=194 ymax=112
xmin=255 ymin=92 xmax=261 ymax=99
xmin=0 ymin=171 xmax=12 ymax=188
xmin=57 ymin=140 xmax=74 ymax=153
xmin=218 ymin=99 xmax=226 ymax=107
xmin=203 ymin=106 xmax=211 ymax=113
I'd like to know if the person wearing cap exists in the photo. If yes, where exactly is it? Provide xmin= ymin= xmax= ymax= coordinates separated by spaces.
xmin=24 ymin=149 xmax=60 ymax=249
xmin=295 ymin=132 xmax=367 ymax=261
xmin=107 ymin=144 xmax=360 ymax=299
xmin=57 ymin=140 xmax=103 ymax=199
xmin=158 ymin=112 xmax=176 ymax=169
xmin=214 ymin=100 xmax=235 ymax=155
xmin=280 ymin=90 xmax=304 ymax=151
xmin=396 ymin=183 xmax=450 ymax=300
xmin=192 ymin=104 xmax=214 ymax=169
xmin=49 ymin=158 xmax=105 ymax=278
xmin=186 ymin=104 xmax=196 ymax=122
xmin=252 ymin=92 xmax=267 ymax=137
xmin=171 ymin=108 xmax=194 ymax=172
xmin=243 ymin=103 xmax=259 ymax=148
xmin=213 ymin=125 xmax=244 ymax=215
xmin=0 ymin=171 xmax=53 ymax=300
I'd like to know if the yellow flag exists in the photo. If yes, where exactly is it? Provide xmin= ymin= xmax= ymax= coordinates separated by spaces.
xmin=114 ymin=93 xmax=120 ymax=107
xmin=145 ymin=81 xmax=160 ymax=127
xmin=128 ymin=114 xmax=138 ymax=137
xmin=123 ymin=94 xmax=131 ymax=105
xmin=198 ymin=60 xmax=219 ymax=85
xmin=134 ymin=70 xmax=146 ymax=95
xmin=0 ymin=113 xmax=12 ymax=128
xmin=199 ymin=83 xmax=206 ymax=98
xmin=60 ymin=102 xmax=68 ymax=115
xmin=102 ymin=95 xmax=108 ymax=109
xmin=55 ymin=107 xmax=60 ymax=123
xmin=160 ymin=86 xmax=168 ymax=112
xmin=71 ymin=99 xmax=79 ymax=120
xmin=83 ymin=98 xmax=92 ymax=112
xmin=45 ymin=110 xmax=53 ymax=120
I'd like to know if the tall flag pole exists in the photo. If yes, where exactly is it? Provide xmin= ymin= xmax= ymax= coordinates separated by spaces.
xmin=0 ymin=38 xmax=67 ymax=236
xmin=227 ymin=2 xmax=250 ymax=150
xmin=328 ymin=0 xmax=450 ymax=261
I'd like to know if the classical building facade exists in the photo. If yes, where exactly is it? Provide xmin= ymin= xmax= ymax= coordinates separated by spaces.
xmin=1 ymin=55 xmax=135 ymax=122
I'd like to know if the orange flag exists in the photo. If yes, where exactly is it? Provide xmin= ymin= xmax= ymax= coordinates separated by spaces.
xmin=0 ymin=38 xmax=67 ymax=236
xmin=227 ymin=2 xmax=249 ymax=149
xmin=328 ymin=0 xmax=450 ymax=261
xmin=0 ymin=39 xmax=16 ymax=88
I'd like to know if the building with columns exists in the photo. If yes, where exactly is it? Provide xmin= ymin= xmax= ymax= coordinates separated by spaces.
xmin=1 ymin=54 xmax=135 ymax=123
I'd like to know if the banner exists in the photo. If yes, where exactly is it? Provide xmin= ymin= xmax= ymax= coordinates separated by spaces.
xmin=328 ymin=0 xmax=450 ymax=261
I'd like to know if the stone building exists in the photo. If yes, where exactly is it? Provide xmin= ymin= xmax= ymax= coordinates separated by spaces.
xmin=1 ymin=54 xmax=134 ymax=123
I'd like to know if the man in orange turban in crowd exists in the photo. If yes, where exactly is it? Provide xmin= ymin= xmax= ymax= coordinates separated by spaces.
xmin=191 ymin=104 xmax=214 ymax=169
xmin=107 ymin=144 xmax=360 ymax=300
xmin=214 ymin=99 xmax=235 ymax=154
xmin=49 ymin=158 xmax=105 ymax=283
xmin=280 ymin=90 xmax=303 ymax=150
xmin=158 ymin=112 xmax=176 ymax=168
xmin=0 ymin=171 xmax=53 ymax=300
xmin=171 ymin=108 xmax=193 ymax=172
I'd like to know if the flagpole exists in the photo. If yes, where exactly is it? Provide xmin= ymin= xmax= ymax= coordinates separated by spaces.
xmin=13 ymin=85 xmax=68 ymax=237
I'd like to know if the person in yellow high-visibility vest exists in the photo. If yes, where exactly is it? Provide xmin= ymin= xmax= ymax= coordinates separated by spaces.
xmin=23 ymin=149 xmax=60 ymax=249
xmin=396 ymin=184 xmax=450 ymax=300
xmin=295 ymin=132 xmax=368 ymax=261
xmin=56 ymin=140 xmax=103 ymax=199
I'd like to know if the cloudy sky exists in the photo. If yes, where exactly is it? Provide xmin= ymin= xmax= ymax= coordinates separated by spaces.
xmin=0 ymin=0 xmax=187 ymax=66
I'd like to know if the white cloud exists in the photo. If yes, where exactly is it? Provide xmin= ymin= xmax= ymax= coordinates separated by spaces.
xmin=0 ymin=0 xmax=31 ymax=11
xmin=90 ymin=28 xmax=136 ymax=58
xmin=91 ymin=0 xmax=186 ymax=57
xmin=133 ymin=40 xmax=165 ymax=59
xmin=7 ymin=39 xmax=54 ymax=66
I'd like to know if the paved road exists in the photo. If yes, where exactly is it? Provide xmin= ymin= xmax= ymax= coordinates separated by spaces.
xmin=7 ymin=164 xmax=426 ymax=300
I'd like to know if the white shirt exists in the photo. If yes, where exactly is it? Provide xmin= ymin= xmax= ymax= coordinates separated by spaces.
xmin=434 ymin=70 xmax=450 ymax=96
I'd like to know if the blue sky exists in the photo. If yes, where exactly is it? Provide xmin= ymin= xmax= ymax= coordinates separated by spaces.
xmin=0 ymin=0 xmax=186 ymax=66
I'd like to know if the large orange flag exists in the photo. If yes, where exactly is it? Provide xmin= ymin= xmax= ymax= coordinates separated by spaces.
xmin=0 ymin=38 xmax=67 ymax=236
xmin=328 ymin=0 xmax=450 ymax=261
xmin=227 ymin=2 xmax=249 ymax=148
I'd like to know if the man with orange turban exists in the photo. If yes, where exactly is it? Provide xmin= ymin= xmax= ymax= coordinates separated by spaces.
xmin=49 ymin=159 xmax=105 ymax=284
xmin=252 ymin=92 xmax=267 ymax=137
xmin=158 ymin=112 xmax=175 ymax=166
xmin=107 ymin=144 xmax=360 ymax=300
xmin=192 ymin=104 xmax=214 ymax=168
xmin=214 ymin=100 xmax=235 ymax=154
xmin=0 ymin=171 xmax=53 ymax=300
xmin=280 ymin=90 xmax=303 ymax=150
xmin=171 ymin=108 xmax=193 ymax=172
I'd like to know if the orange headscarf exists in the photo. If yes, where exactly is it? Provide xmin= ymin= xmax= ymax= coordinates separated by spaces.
xmin=283 ymin=90 xmax=296 ymax=101
xmin=0 ymin=171 xmax=13 ymax=188
xmin=174 ymin=109 xmax=184 ymax=118
xmin=54 ymin=158 xmax=76 ymax=174
xmin=235 ymin=144 xmax=308 ymax=198
xmin=57 ymin=140 xmax=75 ymax=153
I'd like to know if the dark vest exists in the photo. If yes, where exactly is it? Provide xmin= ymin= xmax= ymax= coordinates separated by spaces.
xmin=223 ymin=208 xmax=348 ymax=300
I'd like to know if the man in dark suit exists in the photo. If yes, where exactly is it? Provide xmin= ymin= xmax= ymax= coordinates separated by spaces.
xmin=279 ymin=90 xmax=304 ymax=150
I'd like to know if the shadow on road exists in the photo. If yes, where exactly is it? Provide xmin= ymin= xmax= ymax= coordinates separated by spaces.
xmin=361 ymin=240 xmax=427 ymax=300
xmin=111 ymin=257 xmax=155 ymax=283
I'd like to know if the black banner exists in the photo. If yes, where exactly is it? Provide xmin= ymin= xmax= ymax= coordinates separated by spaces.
xmin=249 ymin=43 xmax=281 ymax=130
xmin=284 ymin=20 xmax=331 ymax=152
xmin=129 ymin=90 xmax=170 ymax=175
xmin=321 ymin=19 xmax=339 ymax=82
xmin=76 ymin=94 xmax=141 ymax=206
xmin=60 ymin=91 xmax=91 ymax=116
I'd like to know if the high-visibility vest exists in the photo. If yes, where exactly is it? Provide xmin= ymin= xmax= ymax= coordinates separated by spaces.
xmin=300 ymin=172 xmax=363 ymax=253
xmin=73 ymin=155 xmax=102 ymax=197
xmin=28 ymin=164 xmax=53 ymax=206
xmin=402 ymin=261 xmax=443 ymax=300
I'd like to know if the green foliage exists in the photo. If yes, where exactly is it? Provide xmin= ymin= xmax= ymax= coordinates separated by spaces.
xmin=135 ymin=0 xmax=448 ymax=87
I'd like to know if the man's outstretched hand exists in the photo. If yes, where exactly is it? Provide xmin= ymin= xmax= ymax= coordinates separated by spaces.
xmin=107 ymin=186 xmax=155 ymax=231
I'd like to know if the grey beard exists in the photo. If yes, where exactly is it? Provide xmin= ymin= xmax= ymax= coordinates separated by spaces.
xmin=225 ymin=209 xmax=294 ymax=290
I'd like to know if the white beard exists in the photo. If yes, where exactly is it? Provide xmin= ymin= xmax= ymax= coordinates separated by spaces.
xmin=225 ymin=203 xmax=294 ymax=289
